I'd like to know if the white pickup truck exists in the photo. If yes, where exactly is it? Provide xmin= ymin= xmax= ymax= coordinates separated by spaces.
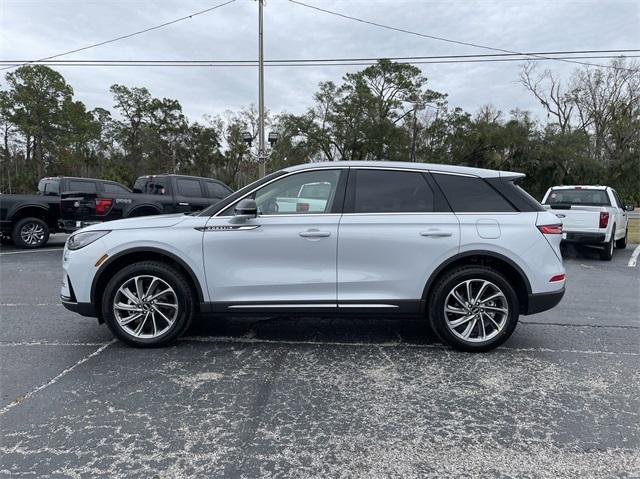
xmin=541 ymin=185 xmax=633 ymax=260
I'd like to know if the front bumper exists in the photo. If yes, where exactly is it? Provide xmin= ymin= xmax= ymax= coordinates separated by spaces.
xmin=562 ymin=232 xmax=606 ymax=245
xmin=526 ymin=288 xmax=565 ymax=315
xmin=61 ymin=297 xmax=97 ymax=317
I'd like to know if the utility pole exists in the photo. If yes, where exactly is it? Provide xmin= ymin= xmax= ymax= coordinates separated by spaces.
xmin=257 ymin=0 xmax=266 ymax=178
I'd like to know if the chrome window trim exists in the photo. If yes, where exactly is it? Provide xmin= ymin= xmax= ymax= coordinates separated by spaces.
xmin=212 ymin=165 xmax=483 ymax=218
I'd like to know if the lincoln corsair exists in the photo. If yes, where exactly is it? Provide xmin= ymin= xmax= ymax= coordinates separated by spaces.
xmin=61 ymin=162 xmax=566 ymax=352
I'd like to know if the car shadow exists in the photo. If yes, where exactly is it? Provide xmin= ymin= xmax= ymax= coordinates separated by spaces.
xmin=560 ymin=243 xmax=607 ymax=261
xmin=186 ymin=315 xmax=440 ymax=346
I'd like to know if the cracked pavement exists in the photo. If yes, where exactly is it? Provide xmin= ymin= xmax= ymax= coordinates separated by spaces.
xmin=1 ymin=237 xmax=639 ymax=478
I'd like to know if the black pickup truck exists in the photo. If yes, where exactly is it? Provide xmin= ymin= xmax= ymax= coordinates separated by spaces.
xmin=1 ymin=176 xmax=133 ymax=248
xmin=60 ymin=174 xmax=233 ymax=232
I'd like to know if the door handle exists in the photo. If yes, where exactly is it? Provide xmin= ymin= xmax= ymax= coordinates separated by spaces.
xmin=299 ymin=230 xmax=331 ymax=238
xmin=178 ymin=202 xmax=190 ymax=206
xmin=420 ymin=230 xmax=452 ymax=238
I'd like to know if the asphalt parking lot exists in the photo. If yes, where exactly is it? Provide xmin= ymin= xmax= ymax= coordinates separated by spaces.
xmin=1 ymin=235 xmax=639 ymax=478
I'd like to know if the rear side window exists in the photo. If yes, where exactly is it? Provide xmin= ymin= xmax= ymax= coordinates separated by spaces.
xmin=134 ymin=177 xmax=169 ymax=195
xmin=102 ymin=183 xmax=130 ymax=194
xmin=353 ymin=170 xmax=434 ymax=213
xmin=67 ymin=180 xmax=97 ymax=193
xmin=177 ymin=178 xmax=203 ymax=197
xmin=205 ymin=181 xmax=231 ymax=199
xmin=544 ymin=188 xmax=610 ymax=207
xmin=433 ymin=174 xmax=516 ymax=212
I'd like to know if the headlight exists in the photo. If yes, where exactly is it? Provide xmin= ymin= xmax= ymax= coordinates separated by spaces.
xmin=67 ymin=231 xmax=110 ymax=250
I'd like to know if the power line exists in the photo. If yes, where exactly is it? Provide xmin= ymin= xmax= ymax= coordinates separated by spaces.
xmin=0 ymin=0 xmax=239 ymax=72
xmin=288 ymin=0 xmax=638 ymax=72
xmin=2 ymin=49 xmax=638 ymax=65
xmin=1 ymin=55 xmax=637 ymax=68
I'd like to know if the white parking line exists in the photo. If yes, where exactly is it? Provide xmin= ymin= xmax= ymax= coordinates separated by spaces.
xmin=629 ymin=244 xmax=640 ymax=267
xmin=0 ymin=248 xmax=63 ymax=256
xmin=0 ymin=340 xmax=115 ymax=416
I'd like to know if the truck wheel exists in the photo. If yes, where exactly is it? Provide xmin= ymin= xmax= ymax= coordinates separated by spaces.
xmin=600 ymin=232 xmax=615 ymax=261
xmin=616 ymin=229 xmax=628 ymax=249
xmin=12 ymin=217 xmax=50 ymax=249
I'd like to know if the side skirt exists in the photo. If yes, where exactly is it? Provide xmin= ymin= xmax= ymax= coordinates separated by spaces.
xmin=200 ymin=300 xmax=424 ymax=316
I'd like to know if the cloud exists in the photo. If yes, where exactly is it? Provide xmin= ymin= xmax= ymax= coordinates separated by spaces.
xmin=1 ymin=0 xmax=638 ymax=123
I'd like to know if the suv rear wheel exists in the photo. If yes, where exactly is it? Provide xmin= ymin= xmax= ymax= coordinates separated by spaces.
xmin=428 ymin=266 xmax=519 ymax=352
xmin=102 ymin=261 xmax=195 ymax=347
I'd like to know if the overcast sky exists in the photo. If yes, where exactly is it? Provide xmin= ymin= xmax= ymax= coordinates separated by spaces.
xmin=1 ymin=0 xmax=639 ymax=124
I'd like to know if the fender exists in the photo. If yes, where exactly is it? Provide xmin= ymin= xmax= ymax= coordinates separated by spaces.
xmin=90 ymin=246 xmax=205 ymax=305
xmin=421 ymin=249 xmax=532 ymax=301
xmin=8 ymin=203 xmax=50 ymax=220
xmin=124 ymin=203 xmax=163 ymax=217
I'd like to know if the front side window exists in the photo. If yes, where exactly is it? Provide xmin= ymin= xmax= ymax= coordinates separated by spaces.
xmin=353 ymin=170 xmax=434 ymax=213
xmin=223 ymin=169 xmax=342 ymax=216
xmin=433 ymin=174 xmax=516 ymax=212
xmin=206 ymin=181 xmax=232 ymax=200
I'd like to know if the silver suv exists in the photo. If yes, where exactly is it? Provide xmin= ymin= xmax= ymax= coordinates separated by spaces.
xmin=61 ymin=162 xmax=566 ymax=352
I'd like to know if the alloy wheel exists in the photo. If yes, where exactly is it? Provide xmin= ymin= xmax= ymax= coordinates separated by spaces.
xmin=20 ymin=222 xmax=45 ymax=246
xmin=443 ymin=279 xmax=509 ymax=343
xmin=113 ymin=275 xmax=178 ymax=339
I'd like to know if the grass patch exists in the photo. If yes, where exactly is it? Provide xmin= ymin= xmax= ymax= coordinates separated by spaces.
xmin=628 ymin=217 xmax=640 ymax=244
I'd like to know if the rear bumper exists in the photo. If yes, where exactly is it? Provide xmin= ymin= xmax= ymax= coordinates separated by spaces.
xmin=526 ymin=288 xmax=565 ymax=315
xmin=562 ymin=232 xmax=606 ymax=245
xmin=61 ymin=296 xmax=97 ymax=317
xmin=58 ymin=219 xmax=103 ymax=233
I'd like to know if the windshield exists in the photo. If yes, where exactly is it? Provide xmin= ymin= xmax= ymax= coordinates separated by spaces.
xmin=544 ymin=188 xmax=610 ymax=207
xmin=38 ymin=179 xmax=60 ymax=195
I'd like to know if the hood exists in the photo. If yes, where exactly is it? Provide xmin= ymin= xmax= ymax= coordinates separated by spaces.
xmin=80 ymin=213 xmax=188 ymax=232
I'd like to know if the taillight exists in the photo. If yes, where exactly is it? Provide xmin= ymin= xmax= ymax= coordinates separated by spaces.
xmin=549 ymin=274 xmax=566 ymax=282
xmin=538 ymin=224 xmax=563 ymax=235
xmin=95 ymin=198 xmax=113 ymax=215
xmin=599 ymin=212 xmax=609 ymax=229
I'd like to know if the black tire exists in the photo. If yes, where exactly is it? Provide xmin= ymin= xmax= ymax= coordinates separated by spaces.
xmin=600 ymin=232 xmax=615 ymax=261
xmin=12 ymin=217 xmax=50 ymax=249
xmin=102 ymin=261 xmax=195 ymax=347
xmin=428 ymin=266 xmax=520 ymax=352
xmin=616 ymin=229 xmax=628 ymax=249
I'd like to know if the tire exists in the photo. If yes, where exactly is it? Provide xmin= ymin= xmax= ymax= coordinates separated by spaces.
xmin=428 ymin=266 xmax=520 ymax=352
xmin=600 ymin=232 xmax=615 ymax=261
xmin=12 ymin=217 xmax=50 ymax=249
xmin=102 ymin=261 xmax=195 ymax=347
xmin=616 ymin=228 xmax=628 ymax=249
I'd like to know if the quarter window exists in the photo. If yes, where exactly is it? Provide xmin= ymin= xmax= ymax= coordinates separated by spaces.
xmin=353 ymin=170 xmax=434 ymax=213
xmin=433 ymin=174 xmax=516 ymax=212
xmin=177 ymin=178 xmax=203 ymax=197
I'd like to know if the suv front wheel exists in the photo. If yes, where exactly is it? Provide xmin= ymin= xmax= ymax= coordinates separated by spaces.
xmin=102 ymin=261 xmax=195 ymax=347
xmin=429 ymin=266 xmax=519 ymax=352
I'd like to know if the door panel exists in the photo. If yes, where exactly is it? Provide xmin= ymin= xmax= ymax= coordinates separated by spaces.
xmin=203 ymin=215 xmax=339 ymax=303
xmin=337 ymin=213 xmax=460 ymax=301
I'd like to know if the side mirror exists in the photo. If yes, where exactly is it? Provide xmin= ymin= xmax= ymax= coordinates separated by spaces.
xmin=625 ymin=204 xmax=635 ymax=212
xmin=230 ymin=198 xmax=257 ymax=223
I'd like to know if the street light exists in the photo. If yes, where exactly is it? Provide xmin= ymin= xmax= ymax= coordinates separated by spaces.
xmin=242 ymin=131 xmax=253 ymax=145
xmin=268 ymin=132 xmax=279 ymax=146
